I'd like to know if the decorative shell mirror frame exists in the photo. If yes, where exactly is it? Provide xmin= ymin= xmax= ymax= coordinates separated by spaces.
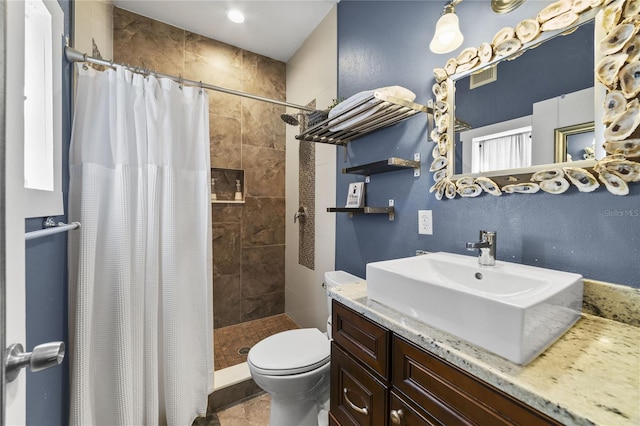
xmin=429 ymin=0 xmax=640 ymax=199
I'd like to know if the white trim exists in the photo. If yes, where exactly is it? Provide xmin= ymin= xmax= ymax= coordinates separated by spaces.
xmin=213 ymin=363 xmax=251 ymax=391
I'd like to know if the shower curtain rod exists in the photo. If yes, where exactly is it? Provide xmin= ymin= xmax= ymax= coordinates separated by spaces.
xmin=64 ymin=46 xmax=316 ymax=112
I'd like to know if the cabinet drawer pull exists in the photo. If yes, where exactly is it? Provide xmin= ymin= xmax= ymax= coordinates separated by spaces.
xmin=390 ymin=409 xmax=404 ymax=425
xmin=343 ymin=388 xmax=369 ymax=415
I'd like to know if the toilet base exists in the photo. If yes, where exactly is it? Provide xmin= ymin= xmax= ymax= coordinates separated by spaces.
xmin=269 ymin=395 xmax=322 ymax=426
xmin=267 ymin=375 xmax=330 ymax=426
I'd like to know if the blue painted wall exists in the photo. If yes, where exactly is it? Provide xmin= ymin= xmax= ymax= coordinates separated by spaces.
xmin=25 ymin=0 xmax=72 ymax=423
xmin=335 ymin=1 xmax=639 ymax=288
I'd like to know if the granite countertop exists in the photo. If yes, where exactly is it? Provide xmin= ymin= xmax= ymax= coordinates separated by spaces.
xmin=328 ymin=280 xmax=640 ymax=426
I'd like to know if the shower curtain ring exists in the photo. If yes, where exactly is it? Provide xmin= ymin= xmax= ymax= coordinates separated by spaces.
xmin=179 ymin=76 xmax=184 ymax=90
xmin=199 ymin=81 xmax=203 ymax=94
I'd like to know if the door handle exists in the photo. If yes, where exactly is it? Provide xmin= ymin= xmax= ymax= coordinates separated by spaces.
xmin=5 ymin=341 xmax=65 ymax=382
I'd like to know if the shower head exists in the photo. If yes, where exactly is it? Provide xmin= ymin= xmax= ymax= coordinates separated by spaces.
xmin=280 ymin=113 xmax=301 ymax=126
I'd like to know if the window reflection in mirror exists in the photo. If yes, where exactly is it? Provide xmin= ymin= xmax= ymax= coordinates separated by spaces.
xmin=469 ymin=126 xmax=532 ymax=173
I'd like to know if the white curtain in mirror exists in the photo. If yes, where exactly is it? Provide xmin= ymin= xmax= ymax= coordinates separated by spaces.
xmin=472 ymin=127 xmax=532 ymax=173
xmin=68 ymin=64 xmax=213 ymax=426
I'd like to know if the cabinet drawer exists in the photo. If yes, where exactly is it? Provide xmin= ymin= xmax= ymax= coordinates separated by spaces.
xmin=391 ymin=384 xmax=470 ymax=426
xmin=331 ymin=342 xmax=388 ymax=426
xmin=392 ymin=336 xmax=561 ymax=426
xmin=332 ymin=300 xmax=390 ymax=380
xmin=389 ymin=391 xmax=447 ymax=426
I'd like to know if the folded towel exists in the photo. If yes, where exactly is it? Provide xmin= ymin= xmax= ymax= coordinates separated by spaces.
xmin=328 ymin=86 xmax=416 ymax=132
xmin=374 ymin=86 xmax=416 ymax=102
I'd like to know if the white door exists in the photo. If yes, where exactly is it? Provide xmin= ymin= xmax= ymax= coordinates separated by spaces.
xmin=3 ymin=0 xmax=64 ymax=423
xmin=4 ymin=0 xmax=28 ymax=423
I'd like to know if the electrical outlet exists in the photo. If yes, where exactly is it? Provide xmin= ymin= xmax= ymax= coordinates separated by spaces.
xmin=418 ymin=210 xmax=433 ymax=235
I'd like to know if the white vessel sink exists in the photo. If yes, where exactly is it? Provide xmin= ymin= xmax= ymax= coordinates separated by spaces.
xmin=366 ymin=252 xmax=583 ymax=365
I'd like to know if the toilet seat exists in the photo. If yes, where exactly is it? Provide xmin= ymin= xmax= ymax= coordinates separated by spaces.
xmin=248 ymin=328 xmax=330 ymax=376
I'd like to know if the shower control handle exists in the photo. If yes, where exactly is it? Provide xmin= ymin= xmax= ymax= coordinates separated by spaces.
xmin=5 ymin=341 xmax=65 ymax=382
xmin=293 ymin=206 xmax=307 ymax=224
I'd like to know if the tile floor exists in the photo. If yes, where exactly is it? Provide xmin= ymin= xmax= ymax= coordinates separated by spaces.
xmin=193 ymin=394 xmax=271 ymax=425
xmin=214 ymin=314 xmax=300 ymax=370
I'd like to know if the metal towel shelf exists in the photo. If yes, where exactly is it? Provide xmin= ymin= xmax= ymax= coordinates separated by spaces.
xmin=295 ymin=92 xmax=429 ymax=146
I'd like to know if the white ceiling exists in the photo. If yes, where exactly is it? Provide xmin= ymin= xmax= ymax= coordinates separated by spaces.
xmin=113 ymin=0 xmax=339 ymax=62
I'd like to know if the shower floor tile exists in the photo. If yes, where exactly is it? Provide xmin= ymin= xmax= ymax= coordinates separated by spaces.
xmin=214 ymin=314 xmax=300 ymax=370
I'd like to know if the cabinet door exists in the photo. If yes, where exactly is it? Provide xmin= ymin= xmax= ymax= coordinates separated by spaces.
xmin=331 ymin=342 xmax=387 ymax=426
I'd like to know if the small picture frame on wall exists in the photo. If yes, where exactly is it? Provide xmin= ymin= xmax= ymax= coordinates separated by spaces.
xmin=345 ymin=182 xmax=365 ymax=208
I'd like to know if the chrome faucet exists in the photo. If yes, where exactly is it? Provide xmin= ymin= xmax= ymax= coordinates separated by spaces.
xmin=466 ymin=230 xmax=497 ymax=266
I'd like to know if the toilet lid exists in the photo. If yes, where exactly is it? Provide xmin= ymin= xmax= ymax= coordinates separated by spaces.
xmin=248 ymin=328 xmax=330 ymax=376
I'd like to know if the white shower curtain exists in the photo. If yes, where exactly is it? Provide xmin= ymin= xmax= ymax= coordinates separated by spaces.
xmin=68 ymin=64 xmax=214 ymax=425
xmin=472 ymin=131 xmax=532 ymax=173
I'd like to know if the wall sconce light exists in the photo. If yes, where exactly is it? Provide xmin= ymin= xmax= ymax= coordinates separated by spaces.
xmin=429 ymin=0 xmax=464 ymax=54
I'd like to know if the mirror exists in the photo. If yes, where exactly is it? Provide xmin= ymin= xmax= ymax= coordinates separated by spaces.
xmin=452 ymin=21 xmax=597 ymax=176
xmin=554 ymin=122 xmax=596 ymax=163
xmin=430 ymin=0 xmax=640 ymax=198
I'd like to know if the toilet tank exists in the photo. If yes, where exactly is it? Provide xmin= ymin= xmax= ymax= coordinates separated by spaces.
xmin=323 ymin=271 xmax=363 ymax=334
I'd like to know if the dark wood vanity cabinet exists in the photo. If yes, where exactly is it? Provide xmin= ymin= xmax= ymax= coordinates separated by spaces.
xmin=330 ymin=300 xmax=562 ymax=426
xmin=330 ymin=299 xmax=390 ymax=425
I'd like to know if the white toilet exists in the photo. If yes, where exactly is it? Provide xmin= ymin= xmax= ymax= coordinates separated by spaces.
xmin=247 ymin=271 xmax=363 ymax=426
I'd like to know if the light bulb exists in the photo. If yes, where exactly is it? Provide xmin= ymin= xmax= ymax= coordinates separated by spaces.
xmin=227 ymin=9 xmax=245 ymax=24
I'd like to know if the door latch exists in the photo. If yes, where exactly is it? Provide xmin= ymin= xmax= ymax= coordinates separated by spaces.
xmin=5 ymin=341 xmax=65 ymax=382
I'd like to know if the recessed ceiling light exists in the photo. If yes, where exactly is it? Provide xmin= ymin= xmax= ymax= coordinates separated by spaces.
xmin=227 ymin=9 xmax=245 ymax=24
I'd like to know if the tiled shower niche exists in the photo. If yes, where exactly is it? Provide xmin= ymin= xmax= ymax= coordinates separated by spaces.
xmin=212 ymin=168 xmax=244 ymax=203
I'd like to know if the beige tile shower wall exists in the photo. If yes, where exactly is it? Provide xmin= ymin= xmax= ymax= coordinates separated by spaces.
xmin=113 ymin=8 xmax=287 ymax=329
xmin=285 ymin=7 xmax=337 ymax=330
xmin=74 ymin=0 xmax=113 ymax=60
